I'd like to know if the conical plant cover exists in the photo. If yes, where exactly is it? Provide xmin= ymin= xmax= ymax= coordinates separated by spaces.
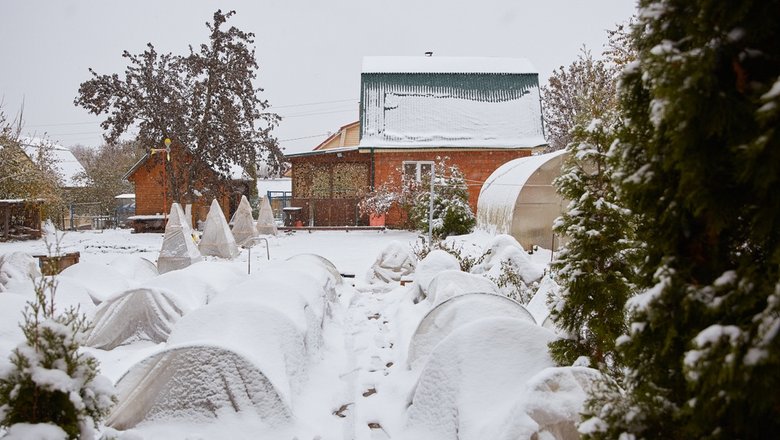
xmin=256 ymin=196 xmax=278 ymax=236
xmin=199 ymin=199 xmax=240 ymax=259
xmin=158 ymin=203 xmax=202 ymax=274
xmin=231 ymin=195 xmax=258 ymax=246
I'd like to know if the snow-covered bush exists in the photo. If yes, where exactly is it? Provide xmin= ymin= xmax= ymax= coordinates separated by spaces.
xmin=408 ymin=159 xmax=475 ymax=238
xmin=410 ymin=237 xmax=486 ymax=273
xmin=0 ymin=274 xmax=115 ymax=439
xmin=358 ymin=179 xmax=402 ymax=218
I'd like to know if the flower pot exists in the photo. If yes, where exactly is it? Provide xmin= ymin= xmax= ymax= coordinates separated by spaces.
xmin=369 ymin=213 xmax=386 ymax=227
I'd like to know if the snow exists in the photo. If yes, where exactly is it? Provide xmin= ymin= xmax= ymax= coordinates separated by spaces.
xmin=404 ymin=317 xmax=557 ymax=439
xmin=2 ymin=423 xmax=68 ymax=440
xmin=59 ymin=261 xmax=131 ymax=304
xmin=414 ymin=250 xmax=461 ymax=297
xmin=471 ymin=234 xmax=546 ymax=284
xmin=362 ymin=56 xmax=538 ymax=74
xmin=425 ymin=269 xmax=501 ymax=305
xmin=0 ymin=251 xmax=41 ymax=293
xmin=0 ymin=227 xmax=579 ymax=439
xmin=407 ymin=293 xmax=536 ymax=369
xmin=360 ymin=57 xmax=546 ymax=149
xmin=366 ymin=240 xmax=416 ymax=284
xmin=362 ymin=91 xmax=547 ymax=148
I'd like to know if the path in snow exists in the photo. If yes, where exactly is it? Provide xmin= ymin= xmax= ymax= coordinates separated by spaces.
xmin=340 ymin=284 xmax=408 ymax=440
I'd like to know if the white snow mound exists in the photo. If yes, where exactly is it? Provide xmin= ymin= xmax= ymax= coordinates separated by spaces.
xmin=471 ymin=234 xmax=545 ymax=285
xmin=492 ymin=367 xmax=602 ymax=440
xmin=366 ymin=240 xmax=416 ymax=283
xmin=408 ymin=292 xmax=536 ymax=368
xmin=58 ymin=261 xmax=131 ymax=304
xmin=416 ymin=250 xmax=461 ymax=296
xmin=0 ymin=251 xmax=40 ymax=293
xmin=86 ymin=287 xmax=190 ymax=350
xmin=108 ymin=301 xmax=306 ymax=430
xmin=405 ymin=317 xmax=557 ymax=440
xmin=426 ymin=270 xmax=500 ymax=306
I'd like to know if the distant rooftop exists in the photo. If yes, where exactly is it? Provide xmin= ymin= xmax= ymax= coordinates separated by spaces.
xmin=362 ymin=56 xmax=537 ymax=74
xmin=20 ymin=137 xmax=87 ymax=188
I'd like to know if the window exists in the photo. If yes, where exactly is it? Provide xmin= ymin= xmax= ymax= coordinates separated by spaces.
xmin=402 ymin=161 xmax=433 ymax=183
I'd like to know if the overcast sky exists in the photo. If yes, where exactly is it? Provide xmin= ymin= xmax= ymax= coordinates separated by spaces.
xmin=0 ymin=0 xmax=636 ymax=154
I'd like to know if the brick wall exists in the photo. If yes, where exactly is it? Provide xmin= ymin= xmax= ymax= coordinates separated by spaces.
xmin=372 ymin=149 xmax=532 ymax=227
xmin=128 ymin=145 xmax=244 ymax=227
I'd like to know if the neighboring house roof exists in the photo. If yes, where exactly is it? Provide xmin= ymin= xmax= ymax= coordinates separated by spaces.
xmin=313 ymin=121 xmax=360 ymax=151
xmin=285 ymin=146 xmax=360 ymax=159
xmin=359 ymin=56 xmax=547 ymax=149
xmin=20 ymin=138 xmax=88 ymax=188
xmin=123 ymin=148 xmax=251 ymax=181
xmin=362 ymin=56 xmax=537 ymax=74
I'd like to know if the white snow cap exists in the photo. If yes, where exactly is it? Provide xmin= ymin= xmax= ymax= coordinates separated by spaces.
xmin=415 ymin=250 xmax=461 ymax=297
xmin=366 ymin=240 xmax=416 ymax=283
xmin=362 ymin=56 xmax=537 ymax=74
xmin=0 ymin=251 xmax=41 ymax=293
xmin=199 ymin=199 xmax=240 ymax=259
xmin=405 ymin=317 xmax=557 ymax=439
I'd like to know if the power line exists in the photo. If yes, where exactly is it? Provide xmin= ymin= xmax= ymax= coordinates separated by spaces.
xmin=278 ymin=133 xmax=329 ymax=142
xmin=282 ymin=109 xmax=356 ymax=119
xmin=272 ymin=98 xmax=357 ymax=109
xmin=25 ymin=98 xmax=358 ymax=128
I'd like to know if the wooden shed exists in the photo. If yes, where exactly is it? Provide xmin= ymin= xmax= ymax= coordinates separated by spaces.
xmin=124 ymin=141 xmax=253 ymax=231
xmin=0 ymin=199 xmax=44 ymax=241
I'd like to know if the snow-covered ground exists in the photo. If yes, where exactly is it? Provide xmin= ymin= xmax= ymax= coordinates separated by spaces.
xmin=0 ymin=228 xmax=595 ymax=439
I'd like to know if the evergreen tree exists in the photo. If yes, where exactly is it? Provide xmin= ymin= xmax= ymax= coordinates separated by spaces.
xmin=586 ymin=1 xmax=780 ymax=438
xmin=549 ymin=112 xmax=637 ymax=376
xmin=0 ymin=265 xmax=115 ymax=438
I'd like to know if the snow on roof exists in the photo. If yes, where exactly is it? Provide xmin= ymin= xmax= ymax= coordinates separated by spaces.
xmin=115 ymin=193 xmax=135 ymax=199
xmin=257 ymin=177 xmax=291 ymax=195
xmin=359 ymin=60 xmax=547 ymax=148
xmin=20 ymin=137 xmax=87 ymax=188
xmin=362 ymin=56 xmax=537 ymax=74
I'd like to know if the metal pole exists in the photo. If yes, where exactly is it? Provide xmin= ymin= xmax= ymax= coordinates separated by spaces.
xmin=428 ymin=165 xmax=434 ymax=243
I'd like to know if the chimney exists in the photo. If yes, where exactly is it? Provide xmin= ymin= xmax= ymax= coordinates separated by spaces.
xmin=424 ymin=51 xmax=433 ymax=57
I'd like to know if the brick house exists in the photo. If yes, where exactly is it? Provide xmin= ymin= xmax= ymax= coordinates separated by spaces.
xmin=124 ymin=141 xmax=253 ymax=231
xmin=286 ymin=56 xmax=548 ymax=227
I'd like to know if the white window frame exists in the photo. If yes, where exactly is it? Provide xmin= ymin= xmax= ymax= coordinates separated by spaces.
xmin=402 ymin=161 xmax=433 ymax=182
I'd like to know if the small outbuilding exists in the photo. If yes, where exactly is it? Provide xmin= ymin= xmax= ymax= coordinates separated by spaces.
xmin=476 ymin=150 xmax=567 ymax=251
